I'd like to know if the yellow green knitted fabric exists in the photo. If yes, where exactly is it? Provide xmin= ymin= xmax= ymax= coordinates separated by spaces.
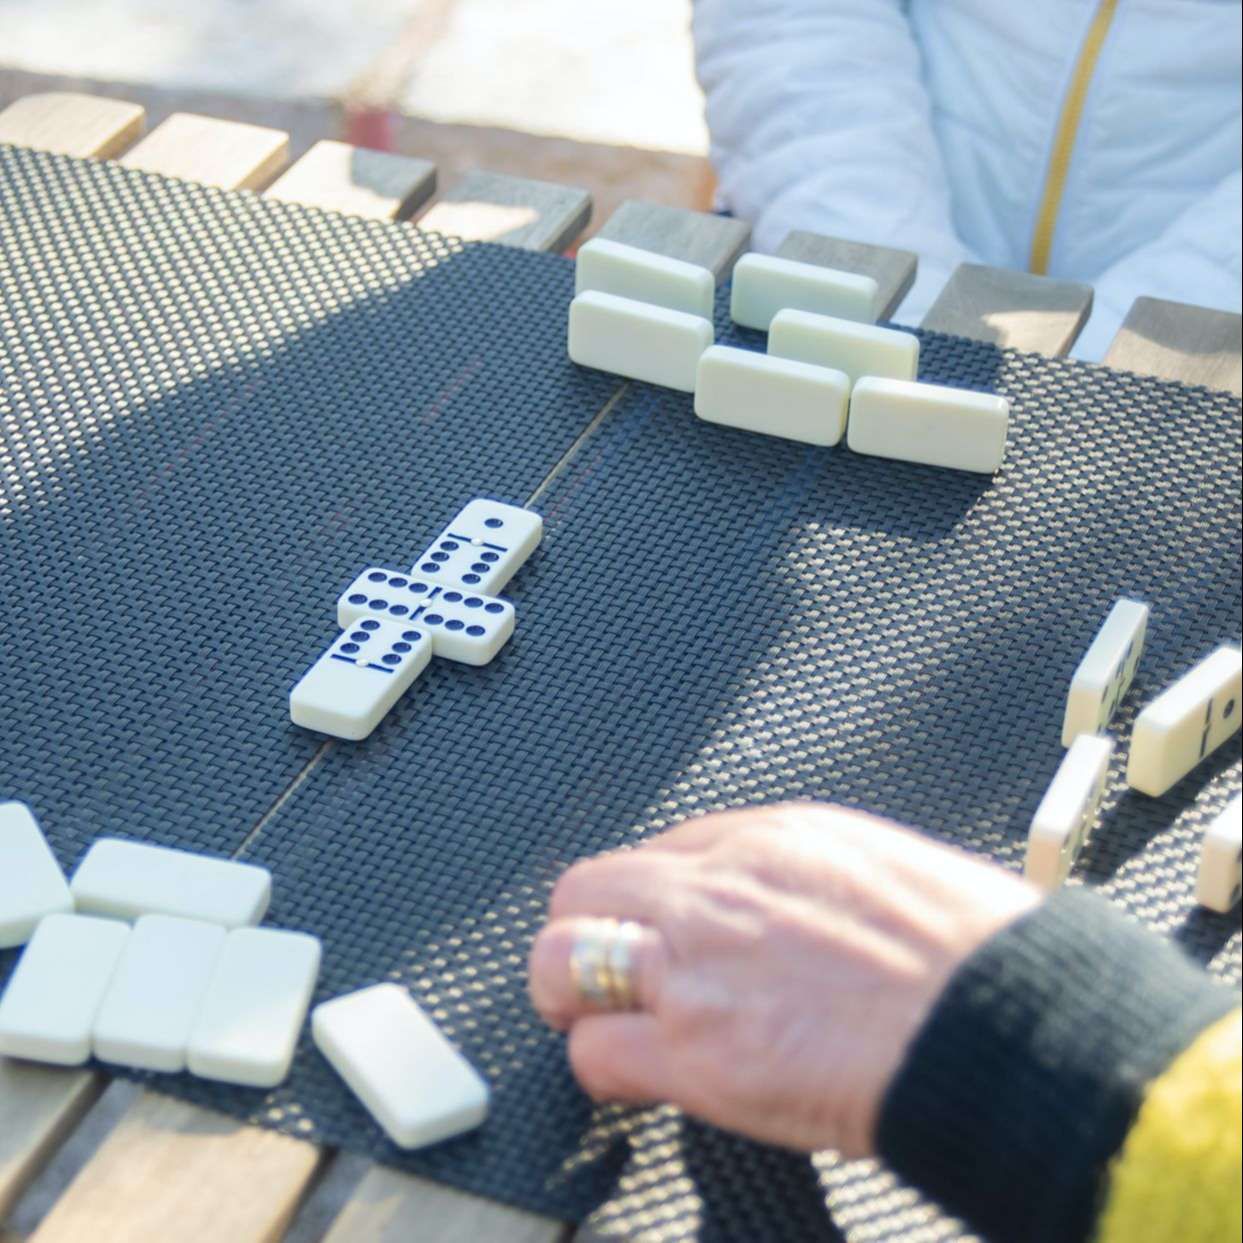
xmin=1099 ymin=1008 xmax=1241 ymax=1243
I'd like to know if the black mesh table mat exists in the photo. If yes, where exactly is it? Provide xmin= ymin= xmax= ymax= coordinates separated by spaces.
xmin=2 ymin=144 xmax=1241 ymax=1243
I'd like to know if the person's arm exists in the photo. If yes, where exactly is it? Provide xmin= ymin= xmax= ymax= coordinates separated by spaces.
xmin=692 ymin=0 xmax=973 ymax=322
xmin=1073 ymin=172 xmax=1242 ymax=359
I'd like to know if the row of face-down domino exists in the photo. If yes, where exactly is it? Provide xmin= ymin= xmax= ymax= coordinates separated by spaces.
xmin=288 ymin=499 xmax=544 ymax=741
xmin=567 ymin=237 xmax=1009 ymax=473
xmin=1023 ymin=597 xmax=1242 ymax=896
xmin=0 ymin=810 xmax=489 ymax=1148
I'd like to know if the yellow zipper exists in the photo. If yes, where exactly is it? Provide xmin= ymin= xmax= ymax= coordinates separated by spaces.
xmin=1029 ymin=0 xmax=1121 ymax=274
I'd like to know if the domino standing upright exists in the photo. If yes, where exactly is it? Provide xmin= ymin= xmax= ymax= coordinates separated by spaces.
xmin=1025 ymin=734 xmax=1114 ymax=891
xmin=1062 ymin=598 xmax=1149 ymax=746
xmin=1196 ymin=795 xmax=1242 ymax=913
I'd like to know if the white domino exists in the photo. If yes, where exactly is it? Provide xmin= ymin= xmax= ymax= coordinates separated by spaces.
xmin=338 ymin=569 xmax=515 ymax=666
xmin=1024 ymin=734 xmax=1114 ymax=892
xmin=1127 ymin=646 xmax=1243 ymax=797
xmin=1062 ymin=599 xmax=1149 ymax=746
xmin=567 ymin=289 xmax=713 ymax=392
xmin=290 ymin=618 xmax=433 ymax=740
xmin=411 ymin=498 xmax=543 ymax=596
xmin=767 ymin=309 xmax=919 ymax=388
xmin=1197 ymin=795 xmax=1242 ymax=913
xmin=71 ymin=838 xmax=271 ymax=927
xmin=0 ymin=801 xmax=72 ymax=948
xmin=847 ymin=376 xmax=1010 ymax=474
xmin=0 ymin=913 xmax=129 ymax=1064
xmin=730 ymin=253 xmax=880 ymax=331
xmin=93 ymin=914 xmax=225 ymax=1073
xmin=576 ymin=237 xmax=714 ymax=320
xmin=312 ymin=983 xmax=489 ymax=1150
xmin=694 ymin=346 xmax=850 ymax=446
xmin=188 ymin=927 xmax=322 ymax=1087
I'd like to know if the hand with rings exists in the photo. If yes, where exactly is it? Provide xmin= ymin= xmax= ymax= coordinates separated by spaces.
xmin=528 ymin=802 xmax=1039 ymax=1158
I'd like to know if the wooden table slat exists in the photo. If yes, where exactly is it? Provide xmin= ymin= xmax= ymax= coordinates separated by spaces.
xmin=776 ymin=230 xmax=917 ymax=322
xmin=0 ymin=93 xmax=145 ymax=161
xmin=921 ymin=262 xmax=1094 ymax=356
xmin=263 ymin=139 xmax=436 ymax=221
xmin=1102 ymin=296 xmax=1243 ymax=396
xmin=0 ymin=1064 xmax=103 ymax=1218
xmin=118 ymin=112 xmax=289 ymax=191
xmin=594 ymin=199 xmax=751 ymax=282
xmin=27 ymin=1091 xmax=321 ymax=1243
xmin=417 ymin=169 xmax=591 ymax=253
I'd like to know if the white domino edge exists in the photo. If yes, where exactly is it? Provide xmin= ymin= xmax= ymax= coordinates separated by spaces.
xmin=1126 ymin=645 xmax=1243 ymax=797
xmin=1024 ymin=734 xmax=1114 ymax=892
xmin=188 ymin=927 xmax=322 ymax=1087
xmin=568 ymin=290 xmax=713 ymax=393
xmin=768 ymin=309 xmax=919 ymax=388
xmin=1196 ymin=795 xmax=1242 ymax=913
xmin=93 ymin=914 xmax=225 ymax=1073
xmin=412 ymin=497 xmax=544 ymax=596
xmin=575 ymin=237 xmax=715 ymax=320
xmin=70 ymin=837 xmax=272 ymax=928
xmin=0 ymin=800 xmax=72 ymax=949
xmin=847 ymin=376 xmax=1010 ymax=474
xmin=1062 ymin=598 xmax=1150 ymax=747
xmin=312 ymin=983 xmax=489 ymax=1150
xmin=729 ymin=253 xmax=880 ymax=331
xmin=694 ymin=345 xmax=850 ymax=447
xmin=0 ymin=912 xmax=130 ymax=1065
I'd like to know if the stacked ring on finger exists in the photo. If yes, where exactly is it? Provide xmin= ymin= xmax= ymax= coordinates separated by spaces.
xmin=569 ymin=918 xmax=645 ymax=1011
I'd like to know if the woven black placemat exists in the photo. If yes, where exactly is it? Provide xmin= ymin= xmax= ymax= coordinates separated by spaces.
xmin=2 ymin=144 xmax=1240 ymax=1242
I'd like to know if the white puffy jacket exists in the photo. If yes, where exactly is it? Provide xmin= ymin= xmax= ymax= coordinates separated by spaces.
xmin=693 ymin=0 xmax=1242 ymax=357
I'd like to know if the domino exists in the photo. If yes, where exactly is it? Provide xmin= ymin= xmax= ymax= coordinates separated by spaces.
xmin=0 ymin=913 xmax=129 ymax=1064
xmin=1196 ymin=795 xmax=1242 ymax=913
xmin=1127 ymin=646 xmax=1243 ymax=797
xmin=0 ymin=801 xmax=72 ymax=948
xmin=729 ymin=253 xmax=879 ymax=331
xmin=847 ymin=377 xmax=1010 ymax=474
xmin=312 ymin=983 xmax=489 ymax=1149
xmin=411 ymin=498 xmax=543 ymax=596
xmin=1024 ymin=734 xmax=1114 ymax=892
xmin=694 ymin=346 xmax=850 ymax=447
xmin=188 ymin=927 xmax=322 ymax=1087
xmin=567 ymin=289 xmax=713 ymax=392
xmin=767 ymin=309 xmax=919 ymax=388
xmin=1061 ymin=598 xmax=1149 ymax=746
xmin=290 ymin=618 xmax=433 ymax=740
xmin=93 ymin=914 xmax=225 ymax=1073
xmin=576 ymin=237 xmax=715 ymax=320
xmin=338 ymin=569 xmax=515 ymax=666
xmin=71 ymin=838 xmax=271 ymax=927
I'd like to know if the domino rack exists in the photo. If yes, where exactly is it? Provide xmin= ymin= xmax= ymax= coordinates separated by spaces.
xmin=0 ymin=90 xmax=1240 ymax=1243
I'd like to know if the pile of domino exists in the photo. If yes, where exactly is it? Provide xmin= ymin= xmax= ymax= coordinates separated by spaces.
xmin=289 ymin=497 xmax=543 ymax=741
xmin=567 ymin=238 xmax=1009 ymax=473
xmin=1028 ymin=599 xmax=1242 ymax=908
xmin=0 ymin=805 xmax=489 ymax=1150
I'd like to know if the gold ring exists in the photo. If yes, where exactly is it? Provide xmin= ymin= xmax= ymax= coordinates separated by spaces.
xmin=570 ymin=919 xmax=644 ymax=1011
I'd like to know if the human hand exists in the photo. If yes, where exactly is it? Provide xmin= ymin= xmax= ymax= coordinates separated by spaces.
xmin=528 ymin=802 xmax=1040 ymax=1157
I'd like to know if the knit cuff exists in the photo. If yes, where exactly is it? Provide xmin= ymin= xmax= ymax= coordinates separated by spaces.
xmin=876 ymin=889 xmax=1237 ymax=1243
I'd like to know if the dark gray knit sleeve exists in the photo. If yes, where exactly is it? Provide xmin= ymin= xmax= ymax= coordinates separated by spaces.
xmin=876 ymin=888 xmax=1237 ymax=1243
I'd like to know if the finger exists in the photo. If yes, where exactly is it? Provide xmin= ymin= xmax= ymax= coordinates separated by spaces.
xmin=549 ymin=850 xmax=680 ymax=922
xmin=528 ymin=916 xmax=666 ymax=1030
xmin=568 ymin=1013 xmax=674 ymax=1104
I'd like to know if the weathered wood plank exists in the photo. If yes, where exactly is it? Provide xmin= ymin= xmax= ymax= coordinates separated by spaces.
xmin=28 ymin=1091 xmax=322 ymax=1243
xmin=320 ymin=1165 xmax=567 ymax=1243
xmin=0 ymin=92 xmax=145 ymax=160
xmin=1102 ymin=296 xmax=1242 ymax=395
xmin=417 ymin=170 xmax=591 ymax=253
xmin=594 ymin=200 xmax=750 ymax=282
xmin=0 ymin=1063 xmax=103 ymax=1218
xmin=263 ymin=140 xmax=436 ymax=221
xmin=776 ymin=230 xmax=917 ymax=322
xmin=118 ymin=113 xmax=289 ymax=191
xmin=921 ymin=262 xmax=1094 ymax=356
